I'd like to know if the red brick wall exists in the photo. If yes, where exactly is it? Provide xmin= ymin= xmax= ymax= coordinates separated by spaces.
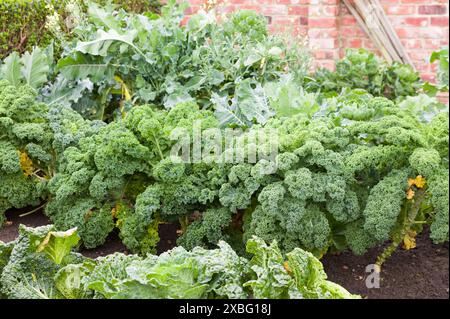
xmin=181 ymin=0 xmax=449 ymax=84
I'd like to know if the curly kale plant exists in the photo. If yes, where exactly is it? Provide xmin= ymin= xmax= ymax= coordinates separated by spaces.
xmin=45 ymin=101 xmax=220 ymax=252
xmin=173 ymin=95 xmax=448 ymax=261
xmin=0 ymin=81 xmax=52 ymax=224
xmin=0 ymin=81 xmax=104 ymax=227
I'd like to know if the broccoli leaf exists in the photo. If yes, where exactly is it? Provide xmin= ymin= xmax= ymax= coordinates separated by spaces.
xmin=0 ymin=52 xmax=21 ymax=86
xmin=21 ymin=47 xmax=51 ymax=89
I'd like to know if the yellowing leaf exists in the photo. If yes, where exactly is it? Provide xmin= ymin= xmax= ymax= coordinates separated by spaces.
xmin=408 ymin=175 xmax=426 ymax=189
xmin=283 ymin=261 xmax=292 ymax=274
xmin=402 ymin=231 xmax=417 ymax=250
xmin=18 ymin=151 xmax=34 ymax=177
xmin=114 ymin=75 xmax=132 ymax=101
xmin=406 ymin=188 xmax=415 ymax=200
xmin=413 ymin=175 xmax=426 ymax=188
xmin=111 ymin=203 xmax=122 ymax=218
xmin=260 ymin=57 xmax=266 ymax=69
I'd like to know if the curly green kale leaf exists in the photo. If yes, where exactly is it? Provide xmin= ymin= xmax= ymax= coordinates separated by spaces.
xmin=428 ymin=170 xmax=449 ymax=243
xmin=363 ymin=169 xmax=410 ymax=242
xmin=178 ymin=207 xmax=234 ymax=250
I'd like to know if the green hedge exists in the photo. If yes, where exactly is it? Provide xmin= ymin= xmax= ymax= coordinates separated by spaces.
xmin=0 ymin=0 xmax=161 ymax=59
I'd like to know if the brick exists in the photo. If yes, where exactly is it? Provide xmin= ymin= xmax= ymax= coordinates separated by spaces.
xmin=314 ymin=50 xmax=335 ymax=59
xmin=419 ymin=27 xmax=445 ymax=38
xmin=401 ymin=0 xmax=428 ymax=3
xmin=341 ymin=16 xmax=357 ymax=25
xmin=347 ymin=38 xmax=363 ymax=48
xmin=401 ymin=39 xmax=423 ymax=49
xmin=409 ymin=51 xmax=432 ymax=60
xmin=276 ymin=0 xmax=310 ymax=4
xmin=271 ymin=16 xmax=300 ymax=24
xmin=321 ymin=0 xmax=339 ymax=4
xmin=384 ymin=5 xmax=416 ymax=15
xmin=415 ymin=63 xmax=431 ymax=72
xmin=188 ymin=0 xmax=205 ymax=4
xmin=421 ymin=73 xmax=436 ymax=83
xmin=392 ymin=17 xmax=429 ymax=27
xmin=324 ymin=5 xmax=339 ymax=15
xmin=308 ymin=18 xmax=337 ymax=28
xmin=431 ymin=17 xmax=449 ymax=26
xmin=340 ymin=26 xmax=366 ymax=37
xmin=261 ymin=5 xmax=288 ymax=15
xmin=180 ymin=16 xmax=190 ymax=26
xmin=418 ymin=5 xmax=447 ymax=15
xmin=239 ymin=5 xmax=261 ymax=11
xmin=311 ymin=38 xmax=338 ymax=49
xmin=424 ymin=39 xmax=444 ymax=50
xmin=254 ymin=0 xmax=277 ymax=4
xmin=308 ymin=28 xmax=339 ymax=38
xmin=394 ymin=27 xmax=418 ymax=38
xmin=380 ymin=0 xmax=400 ymax=4
xmin=363 ymin=39 xmax=377 ymax=50
xmin=267 ymin=25 xmax=281 ymax=33
xmin=308 ymin=5 xmax=339 ymax=16
xmin=288 ymin=6 xmax=308 ymax=15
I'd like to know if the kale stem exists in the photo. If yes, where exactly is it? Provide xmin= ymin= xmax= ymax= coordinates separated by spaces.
xmin=375 ymin=187 xmax=426 ymax=270
xmin=152 ymin=132 xmax=164 ymax=160
xmin=19 ymin=203 xmax=47 ymax=218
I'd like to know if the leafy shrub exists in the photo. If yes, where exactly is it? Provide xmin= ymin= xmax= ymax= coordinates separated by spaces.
xmin=308 ymin=48 xmax=422 ymax=100
xmin=0 ymin=0 xmax=161 ymax=59
xmin=0 ymin=0 xmax=65 ymax=59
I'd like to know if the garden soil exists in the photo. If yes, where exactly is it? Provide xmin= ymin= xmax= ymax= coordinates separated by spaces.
xmin=1 ymin=209 xmax=448 ymax=299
